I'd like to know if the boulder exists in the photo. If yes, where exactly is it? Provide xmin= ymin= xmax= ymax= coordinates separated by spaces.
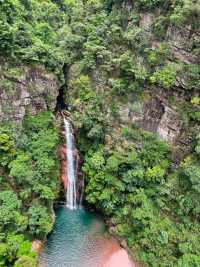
xmin=31 ymin=240 xmax=43 ymax=253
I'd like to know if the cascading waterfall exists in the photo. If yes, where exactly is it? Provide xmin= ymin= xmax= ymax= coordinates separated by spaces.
xmin=40 ymin=117 xmax=133 ymax=267
xmin=64 ymin=118 xmax=77 ymax=209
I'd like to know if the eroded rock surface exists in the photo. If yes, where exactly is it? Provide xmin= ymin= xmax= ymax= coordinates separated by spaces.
xmin=58 ymin=144 xmax=68 ymax=190
xmin=139 ymin=13 xmax=154 ymax=35
xmin=0 ymin=62 xmax=59 ymax=124
xmin=118 ymin=95 xmax=182 ymax=144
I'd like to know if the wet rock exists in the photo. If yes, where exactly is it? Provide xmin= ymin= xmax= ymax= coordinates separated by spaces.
xmin=58 ymin=145 xmax=67 ymax=190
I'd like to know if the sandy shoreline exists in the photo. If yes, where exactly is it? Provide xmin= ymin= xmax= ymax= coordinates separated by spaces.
xmin=103 ymin=247 xmax=134 ymax=267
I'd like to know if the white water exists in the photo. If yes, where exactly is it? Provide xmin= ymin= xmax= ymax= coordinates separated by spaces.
xmin=64 ymin=118 xmax=77 ymax=209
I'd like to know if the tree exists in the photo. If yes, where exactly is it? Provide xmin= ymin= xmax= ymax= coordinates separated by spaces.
xmin=9 ymin=153 xmax=33 ymax=184
xmin=0 ymin=191 xmax=22 ymax=230
xmin=28 ymin=204 xmax=53 ymax=238
xmin=0 ymin=133 xmax=15 ymax=167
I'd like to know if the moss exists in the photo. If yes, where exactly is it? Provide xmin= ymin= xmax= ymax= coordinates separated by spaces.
xmin=5 ymin=67 xmax=24 ymax=79
xmin=0 ymin=79 xmax=13 ymax=93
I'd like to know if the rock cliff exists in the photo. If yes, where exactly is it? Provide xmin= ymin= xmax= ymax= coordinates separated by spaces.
xmin=66 ymin=8 xmax=199 ymax=161
xmin=0 ymin=61 xmax=59 ymax=124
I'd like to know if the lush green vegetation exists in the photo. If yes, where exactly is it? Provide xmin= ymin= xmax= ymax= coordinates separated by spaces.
xmin=81 ymin=127 xmax=200 ymax=266
xmin=62 ymin=1 xmax=200 ymax=265
xmin=0 ymin=0 xmax=200 ymax=266
xmin=0 ymin=112 xmax=59 ymax=266
xmin=68 ymin=63 xmax=200 ymax=266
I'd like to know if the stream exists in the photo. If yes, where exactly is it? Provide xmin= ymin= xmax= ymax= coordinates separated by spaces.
xmin=39 ymin=207 xmax=133 ymax=267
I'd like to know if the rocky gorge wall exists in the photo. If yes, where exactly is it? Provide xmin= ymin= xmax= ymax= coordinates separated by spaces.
xmin=0 ymin=6 xmax=199 ymax=159
xmin=0 ymin=2 xmax=198 ymax=193
xmin=0 ymin=1 xmax=199 ymax=266
xmin=66 ymin=7 xmax=199 ymax=161
xmin=116 ymin=88 xmax=192 ymax=160
xmin=0 ymin=60 xmax=59 ymax=124
xmin=123 ymin=12 xmax=199 ymax=157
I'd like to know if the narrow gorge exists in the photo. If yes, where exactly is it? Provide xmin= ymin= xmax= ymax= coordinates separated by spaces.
xmin=0 ymin=0 xmax=199 ymax=267
xmin=40 ymin=115 xmax=133 ymax=267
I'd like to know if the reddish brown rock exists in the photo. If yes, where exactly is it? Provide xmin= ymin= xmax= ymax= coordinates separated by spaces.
xmin=31 ymin=240 xmax=43 ymax=253
xmin=58 ymin=145 xmax=67 ymax=190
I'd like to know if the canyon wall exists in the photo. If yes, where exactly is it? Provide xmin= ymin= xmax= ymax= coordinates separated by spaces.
xmin=0 ymin=61 xmax=59 ymax=124
xmin=66 ymin=9 xmax=199 ymax=160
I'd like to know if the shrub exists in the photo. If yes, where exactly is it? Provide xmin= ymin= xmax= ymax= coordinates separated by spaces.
xmin=14 ymin=256 xmax=37 ymax=267
xmin=150 ymin=64 xmax=177 ymax=89
xmin=152 ymin=16 xmax=168 ymax=40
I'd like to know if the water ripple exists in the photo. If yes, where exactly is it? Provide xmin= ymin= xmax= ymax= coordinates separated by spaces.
xmin=39 ymin=207 xmax=124 ymax=267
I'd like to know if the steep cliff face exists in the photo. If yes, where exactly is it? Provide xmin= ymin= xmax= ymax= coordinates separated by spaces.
xmin=0 ymin=1 xmax=199 ymax=266
xmin=116 ymin=89 xmax=192 ymax=159
xmin=67 ymin=69 xmax=195 ymax=162
xmin=136 ymin=12 xmax=199 ymax=152
xmin=66 ymin=6 xmax=199 ymax=160
xmin=141 ymin=12 xmax=199 ymax=64
xmin=0 ymin=61 xmax=59 ymax=124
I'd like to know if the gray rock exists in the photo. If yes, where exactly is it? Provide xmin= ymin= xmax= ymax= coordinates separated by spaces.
xmin=140 ymin=13 xmax=154 ymax=35
xmin=118 ymin=96 xmax=182 ymax=145
xmin=167 ymin=25 xmax=195 ymax=51
xmin=0 ymin=63 xmax=59 ymax=124
xmin=171 ymin=46 xmax=199 ymax=64
xmin=157 ymin=106 xmax=181 ymax=143
xmin=118 ymin=102 xmax=143 ymax=123
xmin=142 ymin=97 xmax=182 ymax=143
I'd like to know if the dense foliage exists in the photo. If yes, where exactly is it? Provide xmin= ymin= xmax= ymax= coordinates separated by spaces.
xmin=0 ymin=112 xmax=59 ymax=266
xmin=62 ymin=1 xmax=200 ymax=265
xmin=82 ymin=128 xmax=200 ymax=266
xmin=0 ymin=0 xmax=200 ymax=266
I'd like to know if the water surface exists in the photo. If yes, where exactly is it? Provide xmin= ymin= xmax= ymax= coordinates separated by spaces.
xmin=40 ymin=207 xmax=133 ymax=267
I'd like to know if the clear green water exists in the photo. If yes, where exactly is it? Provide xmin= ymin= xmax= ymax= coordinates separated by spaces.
xmin=39 ymin=207 xmax=117 ymax=267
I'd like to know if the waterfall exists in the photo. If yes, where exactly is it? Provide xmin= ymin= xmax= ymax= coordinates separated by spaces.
xmin=64 ymin=118 xmax=77 ymax=210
